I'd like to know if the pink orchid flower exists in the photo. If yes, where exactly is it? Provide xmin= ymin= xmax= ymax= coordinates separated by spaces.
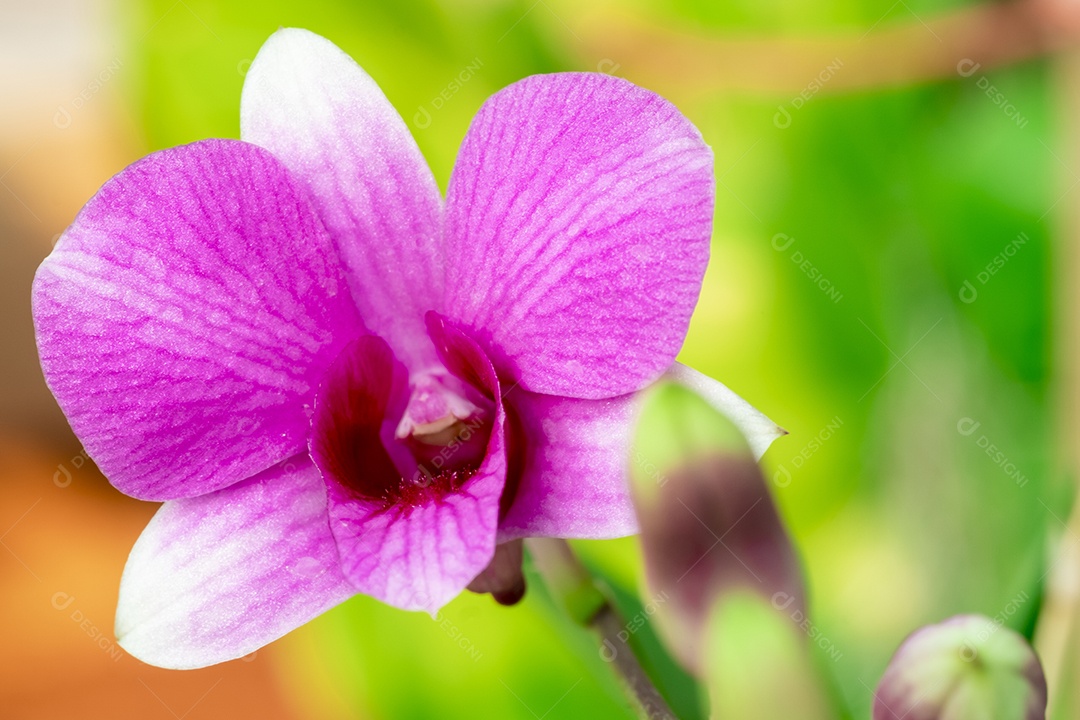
xmin=32 ymin=29 xmax=781 ymax=669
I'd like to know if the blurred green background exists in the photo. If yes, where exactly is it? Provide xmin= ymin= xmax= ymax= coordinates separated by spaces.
xmin=1 ymin=0 xmax=1071 ymax=718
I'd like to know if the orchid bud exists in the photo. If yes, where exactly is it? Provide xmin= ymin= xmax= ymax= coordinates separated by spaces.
xmin=874 ymin=614 xmax=1047 ymax=720
xmin=705 ymin=591 xmax=833 ymax=720
xmin=629 ymin=382 xmax=803 ymax=676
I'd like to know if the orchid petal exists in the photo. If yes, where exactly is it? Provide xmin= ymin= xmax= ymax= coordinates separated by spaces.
xmin=444 ymin=72 xmax=714 ymax=399
xmin=116 ymin=456 xmax=355 ymax=669
xmin=326 ymin=462 xmax=504 ymax=612
xmin=499 ymin=389 xmax=638 ymax=541
xmin=499 ymin=363 xmax=783 ymax=540
xmin=32 ymin=139 xmax=361 ymax=500
xmin=241 ymin=28 xmax=443 ymax=368
xmin=319 ymin=320 xmax=505 ymax=612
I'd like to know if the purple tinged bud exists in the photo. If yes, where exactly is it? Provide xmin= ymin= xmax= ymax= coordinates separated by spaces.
xmin=874 ymin=614 xmax=1047 ymax=720
xmin=629 ymin=382 xmax=803 ymax=676
xmin=706 ymin=591 xmax=833 ymax=719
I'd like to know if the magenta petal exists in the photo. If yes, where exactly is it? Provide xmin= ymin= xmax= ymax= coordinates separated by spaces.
xmin=444 ymin=73 xmax=714 ymax=399
xmin=241 ymin=29 xmax=443 ymax=368
xmin=318 ymin=321 xmax=506 ymax=611
xmin=33 ymin=139 xmax=362 ymax=500
xmin=500 ymin=390 xmax=639 ymax=541
xmin=115 ymin=456 xmax=355 ymax=669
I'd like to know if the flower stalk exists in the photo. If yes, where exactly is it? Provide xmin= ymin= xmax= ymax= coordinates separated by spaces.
xmin=526 ymin=537 xmax=678 ymax=720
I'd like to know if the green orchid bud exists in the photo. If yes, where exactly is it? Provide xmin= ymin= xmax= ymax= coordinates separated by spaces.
xmin=706 ymin=591 xmax=833 ymax=720
xmin=874 ymin=614 xmax=1047 ymax=720
xmin=630 ymin=382 xmax=803 ymax=676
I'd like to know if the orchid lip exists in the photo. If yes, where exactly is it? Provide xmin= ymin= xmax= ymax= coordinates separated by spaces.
xmin=318 ymin=317 xmax=514 ymax=613
xmin=311 ymin=334 xmax=502 ymax=511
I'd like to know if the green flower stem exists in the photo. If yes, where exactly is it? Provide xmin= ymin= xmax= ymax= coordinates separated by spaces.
xmin=526 ymin=537 xmax=677 ymax=720
xmin=1036 ymin=48 xmax=1080 ymax=717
